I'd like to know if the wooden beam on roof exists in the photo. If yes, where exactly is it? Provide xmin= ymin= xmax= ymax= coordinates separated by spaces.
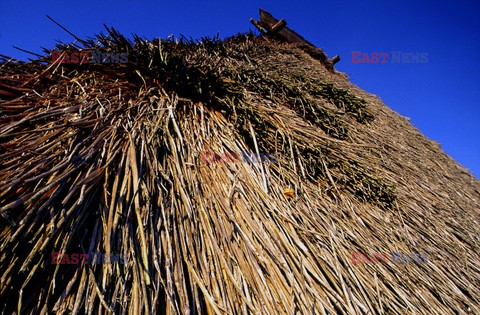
xmin=250 ymin=9 xmax=341 ymax=70
xmin=257 ymin=9 xmax=316 ymax=46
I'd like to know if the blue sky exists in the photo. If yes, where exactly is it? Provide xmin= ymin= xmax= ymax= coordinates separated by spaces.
xmin=1 ymin=0 xmax=479 ymax=178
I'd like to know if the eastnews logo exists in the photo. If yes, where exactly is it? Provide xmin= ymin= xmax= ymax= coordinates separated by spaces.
xmin=351 ymin=51 xmax=428 ymax=63
xmin=50 ymin=50 xmax=128 ymax=64
xmin=351 ymin=252 xmax=429 ymax=265
xmin=51 ymin=252 xmax=127 ymax=265
xmin=201 ymin=151 xmax=278 ymax=164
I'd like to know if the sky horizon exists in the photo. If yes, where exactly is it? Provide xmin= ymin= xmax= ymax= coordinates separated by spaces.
xmin=1 ymin=0 xmax=479 ymax=179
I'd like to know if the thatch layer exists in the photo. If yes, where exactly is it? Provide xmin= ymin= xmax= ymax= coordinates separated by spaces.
xmin=1 ymin=29 xmax=479 ymax=314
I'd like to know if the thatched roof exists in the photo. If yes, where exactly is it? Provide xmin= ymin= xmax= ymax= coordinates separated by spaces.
xmin=1 ymin=22 xmax=480 ymax=314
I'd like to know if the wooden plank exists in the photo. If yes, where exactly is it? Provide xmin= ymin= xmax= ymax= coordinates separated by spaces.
xmin=258 ymin=9 xmax=316 ymax=47
xmin=250 ymin=9 xmax=341 ymax=69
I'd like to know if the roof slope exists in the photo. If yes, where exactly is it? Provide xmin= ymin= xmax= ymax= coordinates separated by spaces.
xmin=1 ymin=30 xmax=479 ymax=314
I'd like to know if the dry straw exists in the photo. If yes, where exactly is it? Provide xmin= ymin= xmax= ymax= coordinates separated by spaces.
xmin=0 ymin=26 xmax=479 ymax=314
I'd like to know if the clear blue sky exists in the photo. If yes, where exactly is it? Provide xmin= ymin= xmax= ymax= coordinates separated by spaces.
xmin=1 ymin=0 xmax=479 ymax=178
